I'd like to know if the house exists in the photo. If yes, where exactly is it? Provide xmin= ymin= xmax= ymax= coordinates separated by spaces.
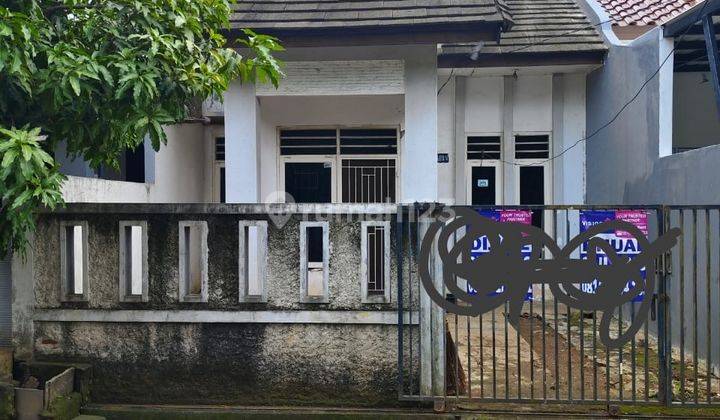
xmin=581 ymin=0 xmax=720 ymax=204
xmin=4 ymin=0 xmax=609 ymax=409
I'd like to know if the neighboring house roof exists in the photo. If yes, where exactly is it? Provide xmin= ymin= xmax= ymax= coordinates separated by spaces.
xmin=598 ymin=0 xmax=699 ymax=27
xmin=440 ymin=0 xmax=607 ymax=67
xmin=230 ymin=0 xmax=513 ymax=45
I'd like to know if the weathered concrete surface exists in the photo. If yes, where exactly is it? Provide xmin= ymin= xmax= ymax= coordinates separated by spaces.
xmin=0 ymin=382 xmax=13 ymax=420
xmin=32 ymin=213 xmax=402 ymax=312
xmin=34 ymin=322 xmax=402 ymax=406
xmin=25 ymin=208 xmax=419 ymax=406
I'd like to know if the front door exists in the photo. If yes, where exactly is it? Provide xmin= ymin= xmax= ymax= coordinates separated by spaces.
xmin=284 ymin=162 xmax=333 ymax=203
xmin=467 ymin=163 xmax=502 ymax=205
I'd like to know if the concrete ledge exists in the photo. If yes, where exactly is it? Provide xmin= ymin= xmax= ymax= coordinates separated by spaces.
xmin=43 ymin=203 xmax=399 ymax=215
xmin=34 ymin=310 xmax=419 ymax=325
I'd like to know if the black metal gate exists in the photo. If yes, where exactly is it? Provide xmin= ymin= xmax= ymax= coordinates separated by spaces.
xmin=397 ymin=205 xmax=720 ymax=407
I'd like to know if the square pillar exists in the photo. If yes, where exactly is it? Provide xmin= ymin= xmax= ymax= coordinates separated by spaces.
xmin=402 ymin=46 xmax=438 ymax=203
xmin=224 ymin=81 xmax=260 ymax=203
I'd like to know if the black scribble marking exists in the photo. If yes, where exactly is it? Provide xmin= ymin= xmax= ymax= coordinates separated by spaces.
xmin=419 ymin=208 xmax=682 ymax=348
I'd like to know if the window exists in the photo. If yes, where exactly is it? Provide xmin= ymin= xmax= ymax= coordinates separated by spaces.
xmin=238 ymin=221 xmax=268 ymax=303
xmin=514 ymin=134 xmax=552 ymax=228
xmin=279 ymin=128 xmax=399 ymax=204
xmin=467 ymin=135 xmax=501 ymax=160
xmin=300 ymin=221 xmax=329 ymax=303
xmin=214 ymin=137 xmax=226 ymax=203
xmin=119 ymin=221 xmax=148 ymax=302
xmin=60 ymin=221 xmax=89 ymax=302
xmin=514 ymin=134 xmax=550 ymax=160
xmin=466 ymin=135 xmax=503 ymax=205
xmin=361 ymin=221 xmax=391 ymax=303
xmin=178 ymin=221 xmax=208 ymax=303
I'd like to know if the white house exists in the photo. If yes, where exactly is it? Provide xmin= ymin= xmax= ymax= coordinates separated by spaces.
xmin=1 ymin=0 xmax=614 ymax=410
xmin=56 ymin=0 xmax=606 ymax=211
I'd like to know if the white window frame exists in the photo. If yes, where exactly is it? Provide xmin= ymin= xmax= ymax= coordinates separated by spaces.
xmin=464 ymin=132 xmax=504 ymax=205
xmin=118 ymin=221 xmax=149 ymax=303
xmin=212 ymin=161 xmax=225 ymax=203
xmin=276 ymin=126 xmax=401 ymax=204
xmin=339 ymin=156 xmax=398 ymax=204
xmin=361 ymin=221 xmax=391 ymax=304
xmin=178 ymin=221 xmax=209 ymax=303
xmin=279 ymin=155 xmax=337 ymax=204
xmin=465 ymin=160 xmax=504 ymax=206
xmin=60 ymin=221 xmax=89 ymax=302
xmin=299 ymin=221 xmax=330 ymax=303
xmin=512 ymin=132 xmax=553 ymax=206
xmin=238 ymin=220 xmax=268 ymax=303
xmin=512 ymin=160 xmax=553 ymax=206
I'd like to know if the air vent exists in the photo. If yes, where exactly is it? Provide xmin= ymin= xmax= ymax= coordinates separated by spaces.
xmin=340 ymin=129 xmax=397 ymax=155
xmin=515 ymin=135 xmax=550 ymax=159
xmin=280 ymin=129 xmax=337 ymax=155
xmin=215 ymin=137 xmax=225 ymax=161
xmin=467 ymin=136 xmax=501 ymax=160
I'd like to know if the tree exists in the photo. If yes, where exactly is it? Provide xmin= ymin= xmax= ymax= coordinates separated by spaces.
xmin=0 ymin=0 xmax=283 ymax=257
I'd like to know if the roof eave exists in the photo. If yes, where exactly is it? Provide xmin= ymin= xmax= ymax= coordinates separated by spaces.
xmin=225 ymin=21 xmax=505 ymax=47
xmin=665 ymin=0 xmax=720 ymax=37
xmin=438 ymin=50 xmax=607 ymax=69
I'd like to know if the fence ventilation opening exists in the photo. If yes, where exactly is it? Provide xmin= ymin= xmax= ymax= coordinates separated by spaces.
xmin=362 ymin=221 xmax=391 ymax=303
xmin=307 ymin=226 xmax=324 ymax=296
xmin=300 ymin=222 xmax=329 ymax=302
xmin=60 ymin=221 xmax=88 ymax=301
xmin=179 ymin=221 xmax=208 ymax=302
xmin=239 ymin=221 xmax=268 ymax=302
xmin=119 ymin=221 xmax=148 ymax=302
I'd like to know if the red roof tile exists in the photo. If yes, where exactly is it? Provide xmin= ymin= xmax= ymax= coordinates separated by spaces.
xmin=597 ymin=0 xmax=700 ymax=26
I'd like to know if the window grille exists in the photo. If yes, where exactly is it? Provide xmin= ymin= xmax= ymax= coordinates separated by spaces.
xmin=341 ymin=159 xmax=396 ymax=203
xmin=366 ymin=225 xmax=386 ymax=294
xmin=467 ymin=136 xmax=502 ymax=160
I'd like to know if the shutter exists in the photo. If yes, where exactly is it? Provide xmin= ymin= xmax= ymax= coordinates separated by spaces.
xmin=0 ymin=257 xmax=11 ymax=348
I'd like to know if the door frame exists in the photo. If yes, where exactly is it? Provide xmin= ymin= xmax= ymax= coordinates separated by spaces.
xmin=465 ymin=160 xmax=503 ymax=205
xmin=512 ymin=160 xmax=553 ymax=206
xmin=279 ymin=155 xmax=337 ymax=204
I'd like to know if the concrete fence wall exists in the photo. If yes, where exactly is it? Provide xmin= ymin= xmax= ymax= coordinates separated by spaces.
xmin=16 ymin=204 xmax=420 ymax=406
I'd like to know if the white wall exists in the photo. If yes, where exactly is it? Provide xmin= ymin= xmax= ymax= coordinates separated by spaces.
xmin=256 ymin=95 xmax=404 ymax=202
xmin=62 ymin=124 xmax=207 ymax=203
xmin=673 ymin=72 xmax=720 ymax=149
xmin=438 ymin=73 xmax=586 ymax=205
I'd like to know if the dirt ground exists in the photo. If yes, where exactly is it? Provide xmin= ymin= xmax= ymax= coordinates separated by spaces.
xmin=446 ymin=300 xmax=719 ymax=403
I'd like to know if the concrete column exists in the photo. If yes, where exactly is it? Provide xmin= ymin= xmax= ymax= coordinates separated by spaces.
xmin=553 ymin=73 xmax=587 ymax=205
xmin=454 ymin=77 xmax=467 ymax=205
xmin=502 ymin=76 xmax=515 ymax=204
xmin=402 ymin=46 xmax=438 ymax=203
xmin=224 ymin=81 xmax=260 ymax=203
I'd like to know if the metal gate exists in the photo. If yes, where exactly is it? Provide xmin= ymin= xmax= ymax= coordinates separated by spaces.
xmin=0 ymin=256 xmax=11 ymax=348
xmin=397 ymin=205 xmax=720 ymax=407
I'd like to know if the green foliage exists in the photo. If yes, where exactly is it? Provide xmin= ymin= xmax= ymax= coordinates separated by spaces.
xmin=0 ymin=0 xmax=283 ymax=257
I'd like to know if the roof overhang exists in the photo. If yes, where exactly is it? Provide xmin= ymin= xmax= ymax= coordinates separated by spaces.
xmin=438 ymin=51 xmax=606 ymax=69
xmin=226 ymin=22 xmax=505 ymax=47
xmin=665 ymin=0 xmax=720 ymax=37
